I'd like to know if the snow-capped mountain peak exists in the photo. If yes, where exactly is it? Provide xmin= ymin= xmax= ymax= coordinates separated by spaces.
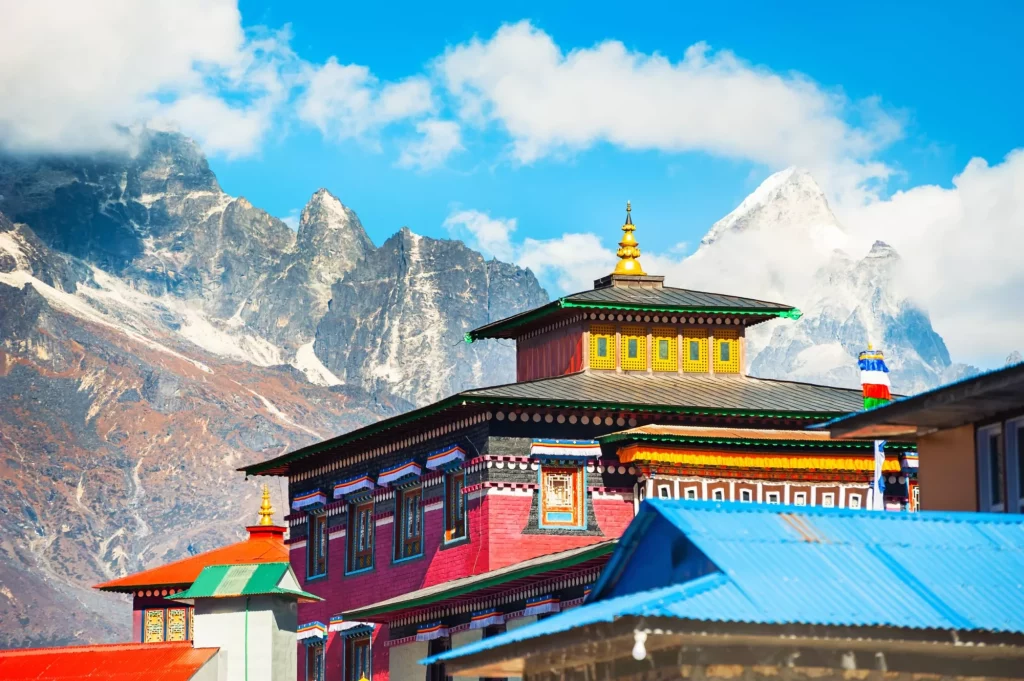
xmin=699 ymin=167 xmax=847 ymax=252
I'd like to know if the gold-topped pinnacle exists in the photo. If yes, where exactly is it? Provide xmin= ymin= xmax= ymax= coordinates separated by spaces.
xmin=612 ymin=200 xmax=645 ymax=276
xmin=257 ymin=484 xmax=274 ymax=526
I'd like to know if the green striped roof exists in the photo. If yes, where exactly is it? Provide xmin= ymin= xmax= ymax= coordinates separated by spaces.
xmin=174 ymin=563 xmax=322 ymax=602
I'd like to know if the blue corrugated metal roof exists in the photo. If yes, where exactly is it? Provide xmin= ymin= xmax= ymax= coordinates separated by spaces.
xmin=423 ymin=501 xmax=1024 ymax=665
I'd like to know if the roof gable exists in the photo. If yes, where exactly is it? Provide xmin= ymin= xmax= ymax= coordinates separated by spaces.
xmin=94 ymin=529 xmax=288 ymax=592
xmin=173 ymin=562 xmax=321 ymax=602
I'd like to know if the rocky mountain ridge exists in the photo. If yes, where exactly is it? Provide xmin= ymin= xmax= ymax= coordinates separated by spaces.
xmin=0 ymin=131 xmax=546 ymax=647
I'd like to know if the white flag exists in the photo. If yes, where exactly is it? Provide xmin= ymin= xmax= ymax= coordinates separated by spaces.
xmin=872 ymin=440 xmax=887 ymax=511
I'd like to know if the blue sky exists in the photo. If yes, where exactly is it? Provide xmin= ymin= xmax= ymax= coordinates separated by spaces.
xmin=210 ymin=0 xmax=1024 ymax=254
xmin=1 ymin=0 xmax=1022 ymax=363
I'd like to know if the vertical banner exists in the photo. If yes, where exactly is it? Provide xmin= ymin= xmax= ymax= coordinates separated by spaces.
xmin=873 ymin=440 xmax=887 ymax=511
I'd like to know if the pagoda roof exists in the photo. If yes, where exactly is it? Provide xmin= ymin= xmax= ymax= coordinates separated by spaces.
xmin=467 ymin=285 xmax=800 ymax=341
xmin=241 ymin=372 xmax=865 ymax=477
xmin=0 ymin=642 xmax=218 ymax=681
xmin=94 ymin=525 xmax=288 ymax=593
xmin=599 ymin=424 xmax=916 ymax=451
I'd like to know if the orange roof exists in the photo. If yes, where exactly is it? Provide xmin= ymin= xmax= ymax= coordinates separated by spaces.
xmin=0 ymin=641 xmax=217 ymax=680
xmin=95 ymin=525 xmax=288 ymax=593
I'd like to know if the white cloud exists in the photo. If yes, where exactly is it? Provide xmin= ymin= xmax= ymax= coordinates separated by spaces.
xmin=444 ymin=209 xmax=517 ymax=262
xmin=518 ymin=234 xmax=616 ymax=293
xmin=842 ymin=150 xmax=1024 ymax=362
xmin=437 ymin=22 xmax=902 ymax=195
xmin=0 ymin=0 xmax=293 ymax=157
xmin=281 ymin=208 xmax=301 ymax=230
xmin=297 ymin=59 xmax=434 ymax=142
xmin=444 ymin=207 xmax=615 ymax=292
xmin=398 ymin=120 xmax=464 ymax=170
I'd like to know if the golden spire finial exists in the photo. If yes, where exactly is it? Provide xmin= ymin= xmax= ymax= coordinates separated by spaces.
xmin=257 ymin=484 xmax=274 ymax=526
xmin=613 ymin=200 xmax=645 ymax=276
xmin=867 ymin=342 xmax=873 ymax=351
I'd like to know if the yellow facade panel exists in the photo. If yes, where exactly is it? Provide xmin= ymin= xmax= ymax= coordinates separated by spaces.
xmin=652 ymin=328 xmax=677 ymax=372
xmin=714 ymin=329 xmax=740 ymax=374
xmin=589 ymin=324 xmax=615 ymax=370
xmin=620 ymin=325 xmax=647 ymax=371
xmin=681 ymin=329 xmax=709 ymax=373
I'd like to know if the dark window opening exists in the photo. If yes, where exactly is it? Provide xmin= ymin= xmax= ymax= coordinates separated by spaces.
xmin=307 ymin=513 xmax=327 ymax=578
xmin=445 ymin=471 xmax=466 ymax=542
xmin=348 ymin=501 xmax=374 ymax=573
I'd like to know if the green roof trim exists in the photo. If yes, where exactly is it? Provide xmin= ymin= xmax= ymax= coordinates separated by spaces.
xmin=173 ymin=563 xmax=322 ymax=602
xmin=340 ymin=541 xmax=615 ymax=621
xmin=240 ymin=391 xmax=854 ymax=477
xmin=467 ymin=299 xmax=802 ymax=342
xmin=558 ymin=300 xmax=800 ymax=317
xmin=597 ymin=432 xmax=916 ymax=452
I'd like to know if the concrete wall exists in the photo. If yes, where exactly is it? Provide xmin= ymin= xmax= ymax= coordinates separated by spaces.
xmin=388 ymin=641 xmax=428 ymax=681
xmin=919 ymin=425 xmax=977 ymax=511
xmin=193 ymin=595 xmax=297 ymax=681
xmin=451 ymin=629 xmax=482 ymax=681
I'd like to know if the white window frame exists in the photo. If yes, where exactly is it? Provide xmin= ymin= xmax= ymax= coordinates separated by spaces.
xmin=978 ymin=423 xmax=1006 ymax=512
xmin=821 ymin=493 xmax=835 ymax=508
xmin=793 ymin=492 xmax=807 ymax=506
xmin=765 ymin=492 xmax=781 ymax=504
xmin=848 ymin=494 xmax=862 ymax=509
xmin=712 ymin=488 xmax=725 ymax=501
xmin=657 ymin=484 xmax=672 ymax=499
xmin=739 ymin=489 xmax=752 ymax=503
xmin=684 ymin=486 xmax=698 ymax=500
xmin=1006 ymin=416 xmax=1024 ymax=514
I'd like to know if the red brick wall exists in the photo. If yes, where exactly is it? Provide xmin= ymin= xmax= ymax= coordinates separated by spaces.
xmin=485 ymin=493 xmax=634 ymax=570
xmin=293 ymin=493 xmax=489 ymax=629
xmin=291 ymin=488 xmax=633 ymax=680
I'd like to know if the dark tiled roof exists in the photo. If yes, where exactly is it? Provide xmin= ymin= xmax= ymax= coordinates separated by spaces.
xmin=464 ymin=372 xmax=864 ymax=415
xmin=241 ymin=372 xmax=863 ymax=476
xmin=565 ymin=286 xmax=793 ymax=310
xmin=468 ymin=286 xmax=799 ymax=340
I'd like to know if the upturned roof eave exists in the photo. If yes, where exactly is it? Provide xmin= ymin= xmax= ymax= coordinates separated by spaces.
xmin=240 ymin=391 xmax=854 ymax=477
xmin=466 ymin=296 xmax=801 ymax=342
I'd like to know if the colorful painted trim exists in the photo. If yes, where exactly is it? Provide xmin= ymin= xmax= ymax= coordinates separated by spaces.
xmin=415 ymin=622 xmax=450 ymax=641
xmin=297 ymin=621 xmax=327 ymax=643
xmin=328 ymin=617 xmax=375 ymax=636
xmin=531 ymin=439 xmax=601 ymax=458
xmin=901 ymin=452 xmax=920 ymax=471
xmin=291 ymin=491 xmax=327 ymax=511
xmin=617 ymin=444 xmax=903 ymax=473
xmin=523 ymin=594 xmax=561 ymax=617
xmin=377 ymin=460 xmax=423 ymax=488
xmin=468 ymin=608 xmax=505 ymax=630
xmin=425 ymin=445 xmax=466 ymax=471
xmin=859 ymin=350 xmax=893 ymax=409
xmin=333 ymin=475 xmax=375 ymax=499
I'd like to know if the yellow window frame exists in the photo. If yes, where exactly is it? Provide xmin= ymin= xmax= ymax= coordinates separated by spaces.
xmin=620 ymin=325 xmax=648 ymax=371
xmin=651 ymin=328 xmax=677 ymax=372
xmin=681 ymin=329 xmax=709 ymax=373
xmin=714 ymin=329 xmax=741 ymax=373
xmin=589 ymin=324 xmax=615 ymax=370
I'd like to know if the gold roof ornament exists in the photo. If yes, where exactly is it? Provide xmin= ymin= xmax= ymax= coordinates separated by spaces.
xmin=612 ymin=201 xmax=646 ymax=276
xmin=257 ymin=484 xmax=274 ymax=526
